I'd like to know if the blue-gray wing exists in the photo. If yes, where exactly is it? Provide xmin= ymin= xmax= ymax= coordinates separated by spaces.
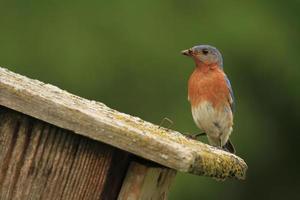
xmin=225 ymin=76 xmax=235 ymax=113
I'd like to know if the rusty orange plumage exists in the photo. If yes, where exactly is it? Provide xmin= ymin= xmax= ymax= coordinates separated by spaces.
xmin=188 ymin=66 xmax=230 ymax=108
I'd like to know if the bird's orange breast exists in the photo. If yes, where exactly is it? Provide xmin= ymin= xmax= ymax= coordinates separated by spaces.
xmin=188 ymin=67 xmax=229 ymax=108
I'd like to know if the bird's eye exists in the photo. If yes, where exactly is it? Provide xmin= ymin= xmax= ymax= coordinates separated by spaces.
xmin=202 ymin=49 xmax=209 ymax=55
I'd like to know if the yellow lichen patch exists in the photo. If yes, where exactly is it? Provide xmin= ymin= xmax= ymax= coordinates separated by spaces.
xmin=191 ymin=150 xmax=247 ymax=180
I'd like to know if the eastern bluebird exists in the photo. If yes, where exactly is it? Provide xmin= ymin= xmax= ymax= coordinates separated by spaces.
xmin=181 ymin=45 xmax=235 ymax=154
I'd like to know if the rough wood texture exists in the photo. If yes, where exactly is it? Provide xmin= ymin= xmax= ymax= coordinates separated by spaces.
xmin=0 ymin=107 xmax=130 ymax=200
xmin=118 ymin=160 xmax=176 ymax=200
xmin=0 ymin=67 xmax=247 ymax=180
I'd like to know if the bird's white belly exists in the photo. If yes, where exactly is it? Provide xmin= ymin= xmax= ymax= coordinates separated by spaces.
xmin=191 ymin=101 xmax=233 ymax=147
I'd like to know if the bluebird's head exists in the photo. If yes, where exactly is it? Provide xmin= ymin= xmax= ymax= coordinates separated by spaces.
xmin=181 ymin=45 xmax=223 ymax=68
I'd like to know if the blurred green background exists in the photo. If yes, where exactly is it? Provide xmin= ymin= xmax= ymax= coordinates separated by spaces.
xmin=1 ymin=0 xmax=299 ymax=199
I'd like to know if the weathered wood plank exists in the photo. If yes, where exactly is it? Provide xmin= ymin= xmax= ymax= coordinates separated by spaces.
xmin=0 ymin=67 xmax=247 ymax=180
xmin=118 ymin=159 xmax=176 ymax=200
xmin=0 ymin=107 xmax=129 ymax=200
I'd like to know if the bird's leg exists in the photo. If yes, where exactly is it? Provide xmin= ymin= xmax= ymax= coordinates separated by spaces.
xmin=192 ymin=132 xmax=206 ymax=137
xmin=159 ymin=117 xmax=173 ymax=129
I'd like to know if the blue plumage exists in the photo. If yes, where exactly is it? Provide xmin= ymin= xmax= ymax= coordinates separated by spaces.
xmin=225 ymin=76 xmax=235 ymax=113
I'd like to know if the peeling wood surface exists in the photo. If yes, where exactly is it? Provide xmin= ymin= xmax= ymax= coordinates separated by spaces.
xmin=0 ymin=67 xmax=247 ymax=180
xmin=0 ymin=108 xmax=130 ymax=200
xmin=118 ymin=160 xmax=176 ymax=200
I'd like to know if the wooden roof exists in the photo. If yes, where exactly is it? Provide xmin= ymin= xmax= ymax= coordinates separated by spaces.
xmin=0 ymin=67 xmax=247 ymax=180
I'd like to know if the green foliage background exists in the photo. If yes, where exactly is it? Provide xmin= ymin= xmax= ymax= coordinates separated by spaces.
xmin=1 ymin=1 xmax=299 ymax=199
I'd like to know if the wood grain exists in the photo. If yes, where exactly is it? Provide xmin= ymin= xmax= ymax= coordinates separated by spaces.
xmin=0 ymin=107 xmax=129 ymax=200
xmin=0 ymin=67 xmax=247 ymax=180
xmin=118 ymin=159 xmax=176 ymax=200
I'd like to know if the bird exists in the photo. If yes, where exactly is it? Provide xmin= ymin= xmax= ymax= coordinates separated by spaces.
xmin=181 ymin=45 xmax=236 ymax=154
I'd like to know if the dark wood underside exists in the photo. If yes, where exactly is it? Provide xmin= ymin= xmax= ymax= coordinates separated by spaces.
xmin=0 ymin=106 xmax=130 ymax=200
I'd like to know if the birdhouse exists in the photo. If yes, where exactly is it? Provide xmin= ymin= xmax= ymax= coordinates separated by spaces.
xmin=0 ymin=67 xmax=247 ymax=200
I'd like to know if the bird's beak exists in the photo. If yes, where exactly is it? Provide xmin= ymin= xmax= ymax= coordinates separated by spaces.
xmin=181 ymin=49 xmax=193 ymax=56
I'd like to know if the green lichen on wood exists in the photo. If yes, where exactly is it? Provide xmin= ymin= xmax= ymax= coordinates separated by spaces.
xmin=192 ymin=150 xmax=247 ymax=180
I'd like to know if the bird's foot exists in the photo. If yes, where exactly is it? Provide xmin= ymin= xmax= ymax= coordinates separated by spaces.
xmin=183 ymin=132 xmax=206 ymax=139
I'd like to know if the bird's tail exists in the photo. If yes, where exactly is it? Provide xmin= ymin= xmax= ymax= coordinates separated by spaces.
xmin=222 ymin=139 xmax=236 ymax=154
